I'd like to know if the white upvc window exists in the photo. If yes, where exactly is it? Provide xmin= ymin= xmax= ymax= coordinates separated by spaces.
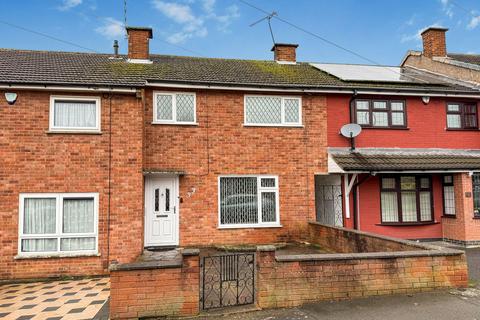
xmin=49 ymin=96 xmax=101 ymax=133
xmin=244 ymin=95 xmax=302 ymax=126
xmin=218 ymin=175 xmax=280 ymax=228
xmin=153 ymin=92 xmax=197 ymax=124
xmin=18 ymin=193 xmax=99 ymax=257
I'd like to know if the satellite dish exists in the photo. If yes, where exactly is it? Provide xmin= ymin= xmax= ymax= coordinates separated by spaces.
xmin=340 ymin=123 xmax=362 ymax=138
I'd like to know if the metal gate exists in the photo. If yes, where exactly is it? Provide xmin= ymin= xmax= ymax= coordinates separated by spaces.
xmin=201 ymin=253 xmax=255 ymax=310
xmin=316 ymin=184 xmax=343 ymax=227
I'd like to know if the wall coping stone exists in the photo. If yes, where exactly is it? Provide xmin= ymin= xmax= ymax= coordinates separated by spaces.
xmin=182 ymin=248 xmax=200 ymax=256
xmin=308 ymin=221 xmax=446 ymax=251
xmin=109 ymin=259 xmax=182 ymax=271
xmin=257 ymin=245 xmax=276 ymax=252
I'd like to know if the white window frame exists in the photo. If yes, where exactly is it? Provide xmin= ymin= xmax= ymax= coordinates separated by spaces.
xmin=218 ymin=175 xmax=281 ymax=229
xmin=244 ymin=95 xmax=302 ymax=127
xmin=49 ymin=96 xmax=101 ymax=133
xmin=152 ymin=91 xmax=197 ymax=125
xmin=18 ymin=193 xmax=99 ymax=258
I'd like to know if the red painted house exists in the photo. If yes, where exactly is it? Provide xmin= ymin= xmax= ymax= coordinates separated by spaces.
xmin=0 ymin=26 xmax=478 ymax=280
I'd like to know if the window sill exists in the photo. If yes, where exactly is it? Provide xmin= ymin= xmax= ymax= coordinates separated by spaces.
xmin=359 ymin=127 xmax=409 ymax=130
xmin=445 ymin=128 xmax=480 ymax=131
xmin=46 ymin=130 xmax=102 ymax=135
xmin=151 ymin=122 xmax=199 ymax=126
xmin=243 ymin=124 xmax=304 ymax=128
xmin=15 ymin=252 xmax=100 ymax=260
xmin=376 ymin=221 xmax=439 ymax=226
xmin=218 ymin=224 xmax=282 ymax=230
xmin=442 ymin=215 xmax=457 ymax=219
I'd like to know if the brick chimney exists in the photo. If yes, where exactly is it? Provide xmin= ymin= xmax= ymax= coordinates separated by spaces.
xmin=421 ymin=27 xmax=448 ymax=58
xmin=126 ymin=26 xmax=153 ymax=61
xmin=271 ymin=43 xmax=298 ymax=63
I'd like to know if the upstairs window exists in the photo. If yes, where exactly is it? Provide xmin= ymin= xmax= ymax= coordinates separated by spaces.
xmin=219 ymin=176 xmax=279 ymax=228
xmin=354 ymin=99 xmax=406 ymax=128
xmin=446 ymin=103 xmax=478 ymax=129
xmin=153 ymin=92 xmax=196 ymax=124
xmin=49 ymin=96 xmax=101 ymax=132
xmin=244 ymin=95 xmax=302 ymax=126
xmin=380 ymin=176 xmax=433 ymax=224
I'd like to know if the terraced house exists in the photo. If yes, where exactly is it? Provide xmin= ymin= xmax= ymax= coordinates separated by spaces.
xmin=0 ymin=26 xmax=478 ymax=281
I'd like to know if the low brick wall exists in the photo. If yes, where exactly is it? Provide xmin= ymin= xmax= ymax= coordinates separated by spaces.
xmin=308 ymin=221 xmax=423 ymax=252
xmin=109 ymin=249 xmax=200 ymax=319
xmin=257 ymin=223 xmax=468 ymax=309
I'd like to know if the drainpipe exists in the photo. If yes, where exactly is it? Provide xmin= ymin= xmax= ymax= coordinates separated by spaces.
xmin=348 ymin=90 xmax=359 ymax=228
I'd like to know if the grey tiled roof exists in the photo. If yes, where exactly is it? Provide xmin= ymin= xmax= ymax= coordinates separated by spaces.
xmin=0 ymin=48 xmax=478 ymax=92
xmin=329 ymin=148 xmax=480 ymax=171
xmin=448 ymin=53 xmax=480 ymax=67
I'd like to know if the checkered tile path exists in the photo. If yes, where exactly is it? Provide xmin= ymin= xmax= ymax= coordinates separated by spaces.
xmin=0 ymin=277 xmax=109 ymax=320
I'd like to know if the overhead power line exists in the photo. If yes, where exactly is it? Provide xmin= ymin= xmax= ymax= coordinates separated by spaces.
xmin=237 ymin=0 xmax=431 ymax=83
xmin=0 ymin=19 xmax=99 ymax=53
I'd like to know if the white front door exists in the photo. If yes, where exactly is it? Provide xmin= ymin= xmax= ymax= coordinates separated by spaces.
xmin=144 ymin=176 xmax=179 ymax=247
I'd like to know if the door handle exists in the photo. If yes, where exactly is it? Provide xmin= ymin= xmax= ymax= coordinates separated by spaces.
xmin=173 ymin=206 xmax=176 ymax=214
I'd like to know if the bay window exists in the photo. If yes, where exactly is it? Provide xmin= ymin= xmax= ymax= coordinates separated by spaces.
xmin=19 ymin=193 xmax=98 ymax=256
xmin=380 ymin=176 xmax=433 ymax=224
xmin=219 ymin=176 xmax=279 ymax=228
xmin=446 ymin=102 xmax=478 ymax=129
xmin=354 ymin=99 xmax=406 ymax=128
xmin=49 ymin=96 xmax=101 ymax=132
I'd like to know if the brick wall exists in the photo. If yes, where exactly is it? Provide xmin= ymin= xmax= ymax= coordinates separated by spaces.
xmin=144 ymin=89 xmax=327 ymax=246
xmin=442 ymin=173 xmax=480 ymax=244
xmin=272 ymin=44 xmax=297 ymax=63
xmin=257 ymin=248 xmax=468 ymax=309
xmin=109 ymin=254 xmax=199 ymax=319
xmin=308 ymin=222 xmax=419 ymax=253
xmin=127 ymin=29 xmax=151 ymax=60
xmin=0 ymin=90 xmax=144 ymax=280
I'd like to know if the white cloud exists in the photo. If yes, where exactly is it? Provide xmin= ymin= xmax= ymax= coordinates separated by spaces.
xmin=152 ymin=0 xmax=240 ymax=44
xmin=439 ymin=0 xmax=454 ymax=18
xmin=58 ymin=0 xmax=82 ymax=11
xmin=467 ymin=14 xmax=480 ymax=29
xmin=401 ymin=23 xmax=444 ymax=43
xmin=95 ymin=17 xmax=125 ymax=39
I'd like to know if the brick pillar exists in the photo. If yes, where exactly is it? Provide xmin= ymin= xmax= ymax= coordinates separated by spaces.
xmin=443 ymin=173 xmax=480 ymax=245
xmin=256 ymin=245 xmax=276 ymax=309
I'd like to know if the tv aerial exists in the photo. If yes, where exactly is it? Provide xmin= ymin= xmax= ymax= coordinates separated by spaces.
xmin=249 ymin=11 xmax=278 ymax=46
xmin=340 ymin=123 xmax=362 ymax=151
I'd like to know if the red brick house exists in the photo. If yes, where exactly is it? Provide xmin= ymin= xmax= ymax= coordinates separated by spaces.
xmin=0 ymin=26 xmax=478 ymax=280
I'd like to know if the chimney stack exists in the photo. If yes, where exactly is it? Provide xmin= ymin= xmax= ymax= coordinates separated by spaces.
xmin=421 ymin=27 xmax=448 ymax=58
xmin=126 ymin=26 xmax=153 ymax=62
xmin=113 ymin=40 xmax=119 ymax=57
xmin=271 ymin=43 xmax=298 ymax=63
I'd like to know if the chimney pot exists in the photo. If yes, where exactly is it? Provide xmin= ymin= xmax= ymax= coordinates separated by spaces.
xmin=271 ymin=43 xmax=298 ymax=63
xmin=421 ymin=27 xmax=448 ymax=58
xmin=113 ymin=40 xmax=119 ymax=57
xmin=126 ymin=26 xmax=153 ymax=61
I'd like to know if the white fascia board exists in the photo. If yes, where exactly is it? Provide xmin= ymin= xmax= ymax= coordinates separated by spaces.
xmin=0 ymin=84 xmax=137 ymax=94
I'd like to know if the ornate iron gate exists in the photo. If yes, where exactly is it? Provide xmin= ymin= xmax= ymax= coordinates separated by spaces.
xmin=316 ymin=184 xmax=343 ymax=227
xmin=201 ymin=253 xmax=255 ymax=310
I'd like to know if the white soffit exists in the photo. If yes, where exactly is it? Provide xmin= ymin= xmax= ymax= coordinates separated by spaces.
xmin=311 ymin=63 xmax=412 ymax=82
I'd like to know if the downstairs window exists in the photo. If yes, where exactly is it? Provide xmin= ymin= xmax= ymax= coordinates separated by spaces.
xmin=219 ymin=176 xmax=279 ymax=227
xmin=19 ymin=193 xmax=98 ymax=256
xmin=473 ymin=174 xmax=480 ymax=218
xmin=380 ymin=176 xmax=433 ymax=224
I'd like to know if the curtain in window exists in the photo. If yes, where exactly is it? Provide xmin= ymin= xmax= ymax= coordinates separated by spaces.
xmin=447 ymin=114 xmax=461 ymax=128
xmin=220 ymin=177 xmax=258 ymax=224
xmin=419 ymin=192 xmax=432 ymax=221
xmin=401 ymin=192 xmax=417 ymax=222
xmin=63 ymin=198 xmax=94 ymax=233
xmin=443 ymin=185 xmax=455 ymax=215
xmin=381 ymin=192 xmax=398 ymax=222
xmin=54 ymin=101 xmax=96 ymax=128
xmin=60 ymin=237 xmax=95 ymax=251
xmin=22 ymin=239 xmax=57 ymax=252
xmin=245 ymin=96 xmax=282 ymax=124
xmin=23 ymin=198 xmax=56 ymax=234
xmin=473 ymin=174 xmax=480 ymax=216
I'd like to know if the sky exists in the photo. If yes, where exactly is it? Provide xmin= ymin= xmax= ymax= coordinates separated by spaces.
xmin=1 ymin=0 xmax=479 ymax=65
